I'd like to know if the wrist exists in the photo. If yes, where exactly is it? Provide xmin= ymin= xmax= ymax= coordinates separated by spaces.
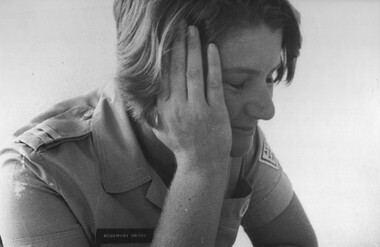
xmin=175 ymin=153 xmax=231 ymax=178
xmin=174 ymin=147 xmax=230 ymax=163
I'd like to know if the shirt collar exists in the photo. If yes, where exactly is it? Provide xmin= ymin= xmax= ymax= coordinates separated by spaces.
xmin=91 ymin=81 xmax=158 ymax=194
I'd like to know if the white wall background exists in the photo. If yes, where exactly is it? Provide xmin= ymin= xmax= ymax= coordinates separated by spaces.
xmin=1 ymin=0 xmax=379 ymax=246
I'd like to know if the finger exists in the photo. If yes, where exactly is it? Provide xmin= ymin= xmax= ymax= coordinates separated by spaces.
xmin=186 ymin=26 xmax=205 ymax=103
xmin=206 ymin=43 xmax=223 ymax=106
xmin=158 ymin=61 xmax=170 ymax=101
xmin=169 ymin=20 xmax=187 ymax=101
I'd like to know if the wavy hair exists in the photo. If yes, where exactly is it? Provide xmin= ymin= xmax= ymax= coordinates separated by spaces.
xmin=113 ymin=0 xmax=302 ymax=126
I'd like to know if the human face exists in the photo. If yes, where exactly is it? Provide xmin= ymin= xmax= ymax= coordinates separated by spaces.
xmin=218 ymin=24 xmax=282 ymax=157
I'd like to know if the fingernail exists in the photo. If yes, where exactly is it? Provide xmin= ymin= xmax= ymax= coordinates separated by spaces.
xmin=188 ymin=26 xmax=196 ymax=37
xmin=208 ymin=43 xmax=217 ymax=54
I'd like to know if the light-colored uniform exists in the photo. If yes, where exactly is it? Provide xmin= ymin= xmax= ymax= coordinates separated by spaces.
xmin=0 ymin=82 xmax=293 ymax=246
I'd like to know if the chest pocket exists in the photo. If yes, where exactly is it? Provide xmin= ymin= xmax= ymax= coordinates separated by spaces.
xmin=18 ymin=106 xmax=94 ymax=152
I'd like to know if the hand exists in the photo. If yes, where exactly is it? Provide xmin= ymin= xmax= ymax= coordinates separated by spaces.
xmin=152 ymin=21 xmax=232 ymax=171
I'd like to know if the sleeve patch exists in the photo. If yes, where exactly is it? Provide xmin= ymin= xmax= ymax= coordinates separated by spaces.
xmin=259 ymin=141 xmax=279 ymax=169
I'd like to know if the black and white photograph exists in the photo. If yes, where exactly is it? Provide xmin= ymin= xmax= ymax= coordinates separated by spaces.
xmin=0 ymin=0 xmax=379 ymax=246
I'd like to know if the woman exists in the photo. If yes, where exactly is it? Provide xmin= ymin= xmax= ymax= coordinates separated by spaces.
xmin=0 ymin=0 xmax=318 ymax=246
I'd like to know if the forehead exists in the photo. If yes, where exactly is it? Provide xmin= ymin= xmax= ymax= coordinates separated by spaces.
xmin=217 ymin=24 xmax=283 ymax=73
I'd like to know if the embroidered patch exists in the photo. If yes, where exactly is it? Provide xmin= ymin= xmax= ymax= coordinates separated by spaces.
xmin=259 ymin=140 xmax=279 ymax=169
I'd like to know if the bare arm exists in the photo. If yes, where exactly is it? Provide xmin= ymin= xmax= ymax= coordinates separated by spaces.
xmin=152 ymin=159 xmax=229 ymax=246
xmin=151 ymin=22 xmax=232 ymax=246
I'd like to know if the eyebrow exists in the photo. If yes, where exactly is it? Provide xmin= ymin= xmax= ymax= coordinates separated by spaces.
xmin=223 ymin=61 xmax=282 ymax=75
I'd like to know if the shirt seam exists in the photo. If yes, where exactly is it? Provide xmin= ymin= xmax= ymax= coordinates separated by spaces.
xmin=4 ymin=225 xmax=85 ymax=245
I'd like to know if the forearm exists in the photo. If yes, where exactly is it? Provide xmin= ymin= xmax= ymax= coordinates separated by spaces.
xmin=152 ymin=158 xmax=230 ymax=247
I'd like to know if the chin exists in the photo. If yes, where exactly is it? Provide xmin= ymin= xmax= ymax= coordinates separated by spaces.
xmin=229 ymin=134 xmax=254 ymax=158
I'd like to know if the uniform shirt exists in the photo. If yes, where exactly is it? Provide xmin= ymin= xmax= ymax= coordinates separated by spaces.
xmin=0 ymin=82 xmax=293 ymax=247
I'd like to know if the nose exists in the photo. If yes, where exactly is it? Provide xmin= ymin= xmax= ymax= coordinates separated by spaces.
xmin=243 ymin=84 xmax=275 ymax=120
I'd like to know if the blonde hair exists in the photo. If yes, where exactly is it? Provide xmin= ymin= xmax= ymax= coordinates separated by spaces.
xmin=113 ymin=0 xmax=302 ymax=126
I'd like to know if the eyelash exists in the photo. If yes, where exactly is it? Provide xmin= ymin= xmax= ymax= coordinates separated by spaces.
xmin=227 ymin=77 xmax=275 ymax=90
xmin=266 ymin=77 xmax=275 ymax=85
xmin=229 ymin=83 xmax=245 ymax=90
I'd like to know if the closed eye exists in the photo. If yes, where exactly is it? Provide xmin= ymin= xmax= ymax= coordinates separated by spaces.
xmin=266 ymin=77 xmax=275 ymax=85
xmin=228 ymin=83 xmax=245 ymax=90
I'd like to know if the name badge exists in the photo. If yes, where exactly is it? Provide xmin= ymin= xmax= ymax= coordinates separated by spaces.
xmin=95 ymin=228 xmax=154 ymax=245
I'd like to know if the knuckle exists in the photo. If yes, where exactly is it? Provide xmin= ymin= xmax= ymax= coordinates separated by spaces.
xmin=208 ymin=79 xmax=220 ymax=89
xmin=186 ymin=68 xmax=202 ymax=80
xmin=174 ymin=107 xmax=182 ymax=120
xmin=170 ymin=62 xmax=185 ymax=74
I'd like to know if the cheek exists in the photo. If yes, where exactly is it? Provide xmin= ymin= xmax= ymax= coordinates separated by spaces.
xmin=223 ymin=90 xmax=242 ymax=121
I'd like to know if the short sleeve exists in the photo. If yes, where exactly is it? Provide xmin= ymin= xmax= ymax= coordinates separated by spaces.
xmin=0 ymin=147 xmax=90 ymax=247
xmin=240 ymin=127 xmax=294 ymax=229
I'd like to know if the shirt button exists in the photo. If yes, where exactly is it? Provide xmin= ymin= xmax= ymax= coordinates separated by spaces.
xmin=83 ymin=109 xmax=94 ymax=120
xmin=240 ymin=199 xmax=250 ymax=217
